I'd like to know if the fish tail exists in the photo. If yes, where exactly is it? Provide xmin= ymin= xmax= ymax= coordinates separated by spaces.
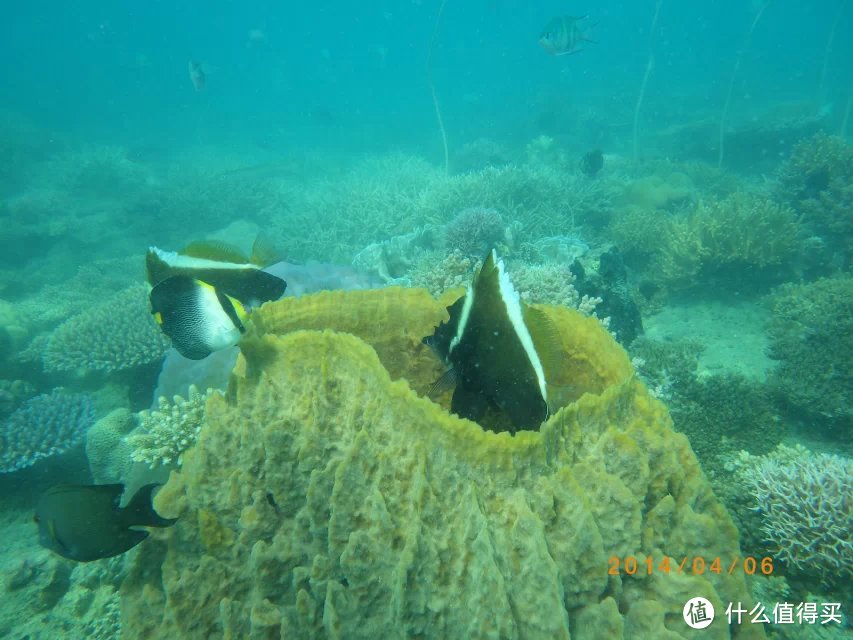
xmin=124 ymin=484 xmax=178 ymax=528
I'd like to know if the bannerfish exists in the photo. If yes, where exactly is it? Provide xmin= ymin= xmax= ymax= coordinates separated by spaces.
xmin=539 ymin=16 xmax=595 ymax=56
xmin=188 ymin=59 xmax=205 ymax=91
xmin=422 ymin=249 xmax=560 ymax=432
xmin=146 ymin=236 xmax=286 ymax=308
xmin=150 ymin=275 xmax=249 ymax=360
xmin=35 ymin=483 xmax=176 ymax=562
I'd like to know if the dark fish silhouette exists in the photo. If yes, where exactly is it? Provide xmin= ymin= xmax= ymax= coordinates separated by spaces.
xmin=422 ymin=249 xmax=559 ymax=432
xmin=35 ymin=483 xmax=176 ymax=562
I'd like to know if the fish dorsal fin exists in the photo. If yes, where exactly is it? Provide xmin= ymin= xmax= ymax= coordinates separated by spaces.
xmin=146 ymin=247 xmax=171 ymax=287
xmin=250 ymin=234 xmax=280 ymax=267
xmin=122 ymin=484 xmax=177 ymax=528
xmin=181 ymin=240 xmax=250 ymax=264
xmin=522 ymin=305 xmax=562 ymax=387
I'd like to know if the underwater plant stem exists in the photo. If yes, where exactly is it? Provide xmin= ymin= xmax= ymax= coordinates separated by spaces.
xmin=818 ymin=0 xmax=847 ymax=105
xmin=842 ymin=79 xmax=853 ymax=138
xmin=633 ymin=0 xmax=663 ymax=162
xmin=427 ymin=0 xmax=449 ymax=175
xmin=718 ymin=2 xmax=769 ymax=168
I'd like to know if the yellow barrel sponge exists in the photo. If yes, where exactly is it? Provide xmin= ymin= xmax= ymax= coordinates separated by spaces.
xmin=121 ymin=288 xmax=761 ymax=639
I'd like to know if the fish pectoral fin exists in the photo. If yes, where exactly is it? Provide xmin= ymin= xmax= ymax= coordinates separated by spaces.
xmin=123 ymin=484 xmax=178 ymax=528
xmin=427 ymin=368 xmax=457 ymax=399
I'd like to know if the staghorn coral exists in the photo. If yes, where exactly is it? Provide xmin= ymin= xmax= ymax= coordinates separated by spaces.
xmin=764 ymin=276 xmax=853 ymax=437
xmin=128 ymin=385 xmax=212 ymax=468
xmin=731 ymin=445 xmax=852 ymax=589
xmin=43 ymin=284 xmax=169 ymax=374
xmin=443 ymin=206 xmax=506 ymax=257
xmin=120 ymin=288 xmax=761 ymax=639
xmin=0 ymin=389 xmax=95 ymax=472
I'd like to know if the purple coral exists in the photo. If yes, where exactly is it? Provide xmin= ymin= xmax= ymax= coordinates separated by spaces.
xmin=741 ymin=449 xmax=851 ymax=585
xmin=0 ymin=390 xmax=95 ymax=472
xmin=444 ymin=207 xmax=506 ymax=257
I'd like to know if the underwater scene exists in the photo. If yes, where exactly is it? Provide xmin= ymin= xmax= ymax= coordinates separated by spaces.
xmin=0 ymin=0 xmax=851 ymax=638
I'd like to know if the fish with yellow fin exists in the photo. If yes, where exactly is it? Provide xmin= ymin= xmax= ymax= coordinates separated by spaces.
xmin=150 ymin=275 xmax=250 ymax=360
xmin=422 ymin=249 xmax=561 ymax=432
xmin=146 ymin=236 xmax=286 ymax=308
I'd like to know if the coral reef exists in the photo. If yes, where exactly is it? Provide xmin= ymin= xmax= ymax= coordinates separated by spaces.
xmin=408 ymin=251 xmax=479 ymax=298
xmin=764 ymin=276 xmax=853 ymax=439
xmin=0 ymin=378 xmax=36 ymax=417
xmin=443 ymin=206 xmax=506 ymax=258
xmin=128 ymin=386 xmax=211 ymax=468
xmin=0 ymin=390 xmax=95 ymax=473
xmin=2 ymin=547 xmax=125 ymax=639
xmin=730 ymin=445 xmax=852 ymax=591
xmin=629 ymin=338 xmax=783 ymax=468
xmin=120 ymin=288 xmax=760 ymax=639
xmin=778 ymin=133 xmax=853 ymax=265
xmin=85 ymin=408 xmax=136 ymax=484
xmin=652 ymin=193 xmax=801 ymax=292
xmin=612 ymin=191 xmax=802 ymax=295
xmin=43 ymin=284 xmax=169 ymax=374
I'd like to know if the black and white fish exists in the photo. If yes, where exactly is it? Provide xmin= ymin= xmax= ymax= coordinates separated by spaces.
xmin=422 ymin=249 xmax=559 ymax=432
xmin=146 ymin=237 xmax=286 ymax=308
xmin=150 ymin=275 xmax=249 ymax=360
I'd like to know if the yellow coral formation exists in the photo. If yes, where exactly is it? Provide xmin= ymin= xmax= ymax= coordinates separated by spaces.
xmin=121 ymin=288 xmax=761 ymax=639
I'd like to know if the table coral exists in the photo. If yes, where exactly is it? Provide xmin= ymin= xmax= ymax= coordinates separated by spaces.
xmin=0 ymin=389 xmax=94 ymax=473
xmin=120 ymin=288 xmax=761 ymax=639
xmin=43 ymin=284 xmax=169 ymax=374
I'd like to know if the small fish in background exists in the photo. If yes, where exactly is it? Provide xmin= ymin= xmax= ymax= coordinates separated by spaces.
xmin=422 ymin=249 xmax=560 ymax=432
xmin=150 ymin=275 xmax=249 ymax=360
xmin=538 ymin=16 xmax=595 ymax=56
xmin=35 ymin=484 xmax=176 ymax=562
xmin=146 ymin=237 xmax=287 ymax=308
xmin=188 ymin=59 xmax=206 ymax=91
xmin=579 ymin=149 xmax=604 ymax=177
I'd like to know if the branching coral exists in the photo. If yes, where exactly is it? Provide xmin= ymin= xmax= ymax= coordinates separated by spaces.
xmin=0 ymin=390 xmax=95 ymax=472
xmin=731 ymin=445 xmax=852 ymax=587
xmin=652 ymin=192 xmax=802 ymax=290
xmin=43 ymin=285 xmax=169 ymax=374
xmin=128 ymin=386 xmax=212 ymax=468
xmin=443 ymin=207 xmax=506 ymax=257
xmin=408 ymin=251 xmax=480 ymax=298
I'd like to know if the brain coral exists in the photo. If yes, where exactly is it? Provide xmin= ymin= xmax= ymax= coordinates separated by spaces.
xmin=0 ymin=389 xmax=94 ymax=473
xmin=121 ymin=288 xmax=761 ymax=639
xmin=43 ymin=285 xmax=169 ymax=374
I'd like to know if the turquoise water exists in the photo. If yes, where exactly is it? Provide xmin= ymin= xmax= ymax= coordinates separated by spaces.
xmin=0 ymin=1 xmax=850 ymax=638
